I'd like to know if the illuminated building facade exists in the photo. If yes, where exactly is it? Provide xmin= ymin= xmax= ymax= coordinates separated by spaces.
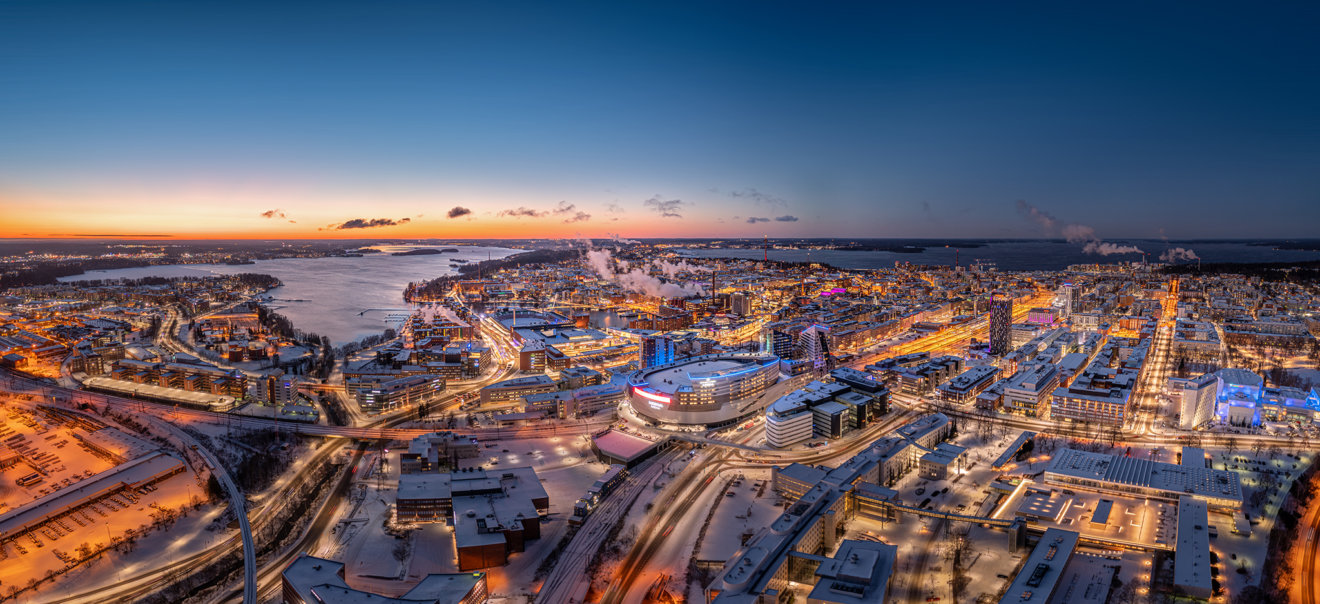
xmin=990 ymin=297 xmax=1013 ymax=355
xmin=627 ymin=353 xmax=780 ymax=428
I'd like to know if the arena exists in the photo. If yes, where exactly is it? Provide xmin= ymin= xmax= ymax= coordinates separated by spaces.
xmin=627 ymin=353 xmax=782 ymax=428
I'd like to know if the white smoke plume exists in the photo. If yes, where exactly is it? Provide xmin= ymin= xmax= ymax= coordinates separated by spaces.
xmin=585 ymin=249 xmax=704 ymax=297
xmin=1082 ymin=240 xmax=1145 ymax=254
xmin=1017 ymin=201 xmax=1141 ymax=256
xmin=1160 ymin=247 xmax=1199 ymax=262
xmin=1061 ymin=224 xmax=1097 ymax=244
xmin=655 ymin=258 xmax=707 ymax=278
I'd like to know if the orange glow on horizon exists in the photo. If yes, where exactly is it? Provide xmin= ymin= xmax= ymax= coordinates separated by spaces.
xmin=0 ymin=188 xmax=759 ymax=240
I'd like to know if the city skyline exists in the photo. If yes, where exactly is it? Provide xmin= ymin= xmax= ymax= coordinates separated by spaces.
xmin=3 ymin=1 xmax=1319 ymax=239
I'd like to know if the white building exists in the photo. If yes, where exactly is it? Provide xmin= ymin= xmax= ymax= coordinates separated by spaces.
xmin=1177 ymin=372 xmax=1218 ymax=430
xmin=766 ymin=397 xmax=814 ymax=447
xmin=1173 ymin=497 xmax=1212 ymax=599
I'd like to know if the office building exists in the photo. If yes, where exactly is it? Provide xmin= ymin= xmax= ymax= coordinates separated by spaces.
xmin=765 ymin=396 xmax=815 ymax=447
xmin=353 ymin=374 xmax=445 ymax=413
xmin=937 ymin=365 xmax=1000 ymax=404
xmin=730 ymin=292 xmax=752 ymax=316
xmin=479 ymin=375 xmax=558 ymax=405
xmin=1002 ymin=363 xmax=1060 ymax=419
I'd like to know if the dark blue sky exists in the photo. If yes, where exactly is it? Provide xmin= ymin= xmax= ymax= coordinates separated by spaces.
xmin=1 ymin=1 xmax=1317 ymax=238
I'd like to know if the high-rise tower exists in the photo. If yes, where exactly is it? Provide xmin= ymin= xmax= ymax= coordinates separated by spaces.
xmin=990 ymin=296 xmax=1013 ymax=356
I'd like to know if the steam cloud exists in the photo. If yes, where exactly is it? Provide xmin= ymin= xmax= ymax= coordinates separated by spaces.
xmin=1015 ymin=200 xmax=1142 ymax=256
xmin=608 ymin=233 xmax=641 ymax=244
xmin=585 ymin=248 xmax=705 ymax=297
xmin=1160 ymin=247 xmax=1200 ymax=262
xmin=1082 ymin=241 xmax=1143 ymax=256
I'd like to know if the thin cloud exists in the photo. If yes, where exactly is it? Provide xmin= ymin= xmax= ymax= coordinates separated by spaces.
xmin=727 ymin=187 xmax=787 ymax=209
xmin=774 ymin=215 xmax=799 ymax=222
xmin=56 ymin=233 xmax=175 ymax=238
xmin=260 ymin=209 xmax=287 ymax=219
xmin=746 ymin=217 xmax=770 ymax=224
xmin=643 ymin=196 xmax=685 ymax=218
xmin=498 ymin=206 xmax=549 ymax=218
xmin=552 ymin=201 xmax=592 ymax=223
xmin=447 ymin=206 xmax=473 ymax=219
xmin=331 ymin=217 xmax=411 ymax=230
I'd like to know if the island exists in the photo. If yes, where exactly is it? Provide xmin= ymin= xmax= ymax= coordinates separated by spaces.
xmin=390 ymin=248 xmax=459 ymax=256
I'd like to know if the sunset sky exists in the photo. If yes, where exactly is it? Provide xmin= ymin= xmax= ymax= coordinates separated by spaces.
xmin=2 ymin=1 xmax=1318 ymax=239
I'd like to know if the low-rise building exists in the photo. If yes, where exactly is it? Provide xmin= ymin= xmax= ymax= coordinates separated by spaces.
xmin=282 ymin=554 xmax=488 ymax=604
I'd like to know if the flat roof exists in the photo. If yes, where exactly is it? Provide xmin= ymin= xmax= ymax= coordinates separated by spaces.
xmin=1045 ymin=554 xmax=1115 ymax=604
xmin=282 ymin=554 xmax=483 ymax=604
xmin=1090 ymin=499 xmax=1113 ymax=526
xmin=999 ymin=528 xmax=1079 ymax=604
xmin=1044 ymin=448 xmax=1242 ymax=505
xmin=1181 ymin=446 xmax=1207 ymax=467
xmin=992 ymin=431 xmax=1037 ymax=469
xmin=83 ymin=376 xmax=234 ymax=409
xmin=1173 ymin=497 xmax=1212 ymax=595
xmin=806 ymin=539 xmax=897 ymax=603
xmin=0 ymin=451 xmax=183 ymax=539
xmin=592 ymin=429 xmax=661 ymax=463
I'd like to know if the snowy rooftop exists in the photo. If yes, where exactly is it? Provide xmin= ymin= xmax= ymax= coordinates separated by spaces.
xmin=807 ymin=539 xmax=897 ymax=603
xmin=1173 ymin=497 xmax=1212 ymax=595
xmin=592 ymin=429 xmax=661 ymax=463
xmin=1044 ymin=448 xmax=1242 ymax=504
xmin=640 ymin=359 xmax=747 ymax=394
xmin=281 ymin=554 xmax=483 ymax=604
xmin=0 ymin=451 xmax=183 ymax=540
xmin=999 ymin=528 xmax=1078 ymax=604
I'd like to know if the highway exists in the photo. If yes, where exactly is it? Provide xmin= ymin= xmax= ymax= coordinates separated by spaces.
xmin=597 ymin=408 xmax=920 ymax=603
xmin=1303 ymin=484 xmax=1320 ymax=604
xmin=0 ymin=309 xmax=530 ymax=603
